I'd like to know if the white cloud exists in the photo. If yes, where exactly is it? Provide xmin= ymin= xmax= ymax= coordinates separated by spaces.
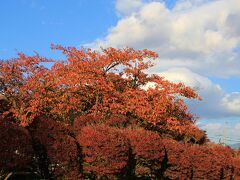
xmin=235 ymin=123 xmax=240 ymax=130
xmin=94 ymin=0 xmax=240 ymax=77
xmin=201 ymin=123 xmax=223 ymax=131
xmin=157 ymin=68 xmax=217 ymax=90
xmin=173 ymin=0 xmax=207 ymax=10
xmin=115 ymin=0 xmax=144 ymax=16
xmin=156 ymin=68 xmax=240 ymax=118
xmin=222 ymin=92 xmax=240 ymax=113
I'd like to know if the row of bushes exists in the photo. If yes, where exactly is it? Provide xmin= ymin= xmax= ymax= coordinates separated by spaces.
xmin=1 ymin=115 xmax=240 ymax=179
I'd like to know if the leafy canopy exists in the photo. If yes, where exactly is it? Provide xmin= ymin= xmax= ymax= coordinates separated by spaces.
xmin=0 ymin=45 xmax=200 ymax=138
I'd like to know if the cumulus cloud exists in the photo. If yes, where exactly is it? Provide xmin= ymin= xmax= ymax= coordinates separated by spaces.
xmin=173 ymin=0 xmax=213 ymax=10
xmin=94 ymin=0 xmax=240 ymax=76
xmin=115 ymin=0 xmax=144 ymax=16
xmin=155 ymin=67 xmax=240 ymax=118
xmin=201 ymin=123 xmax=223 ymax=131
xmin=221 ymin=92 xmax=240 ymax=114
xmin=235 ymin=123 xmax=240 ymax=131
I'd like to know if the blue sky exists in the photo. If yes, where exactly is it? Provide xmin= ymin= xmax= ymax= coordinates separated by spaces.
xmin=0 ymin=0 xmax=117 ymax=59
xmin=1 ymin=0 xmax=240 ymax=144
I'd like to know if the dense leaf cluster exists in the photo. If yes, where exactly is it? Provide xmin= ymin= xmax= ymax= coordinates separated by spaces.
xmin=0 ymin=46 xmax=239 ymax=179
xmin=0 ymin=115 xmax=240 ymax=179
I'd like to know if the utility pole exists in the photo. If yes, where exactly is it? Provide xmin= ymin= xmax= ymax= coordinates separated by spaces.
xmin=223 ymin=122 xmax=228 ymax=145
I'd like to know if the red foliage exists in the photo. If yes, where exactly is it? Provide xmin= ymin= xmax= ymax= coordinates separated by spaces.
xmin=28 ymin=117 xmax=80 ymax=179
xmin=126 ymin=128 xmax=165 ymax=178
xmin=105 ymin=113 xmax=137 ymax=128
xmin=233 ymin=150 xmax=240 ymax=178
xmin=0 ymin=56 xmax=54 ymax=126
xmin=0 ymin=46 xmax=201 ymax=140
xmin=127 ymin=128 xmax=163 ymax=161
xmin=180 ymin=123 xmax=208 ymax=144
xmin=162 ymin=138 xmax=191 ymax=179
xmin=77 ymin=125 xmax=130 ymax=178
xmin=160 ymin=140 xmax=236 ymax=179
xmin=211 ymin=144 xmax=234 ymax=179
xmin=73 ymin=113 xmax=104 ymax=135
xmin=0 ymin=118 xmax=33 ymax=171
xmin=185 ymin=144 xmax=233 ymax=179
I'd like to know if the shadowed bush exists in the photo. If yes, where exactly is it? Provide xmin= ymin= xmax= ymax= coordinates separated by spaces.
xmin=28 ymin=117 xmax=81 ymax=179
xmin=0 ymin=119 xmax=33 ymax=177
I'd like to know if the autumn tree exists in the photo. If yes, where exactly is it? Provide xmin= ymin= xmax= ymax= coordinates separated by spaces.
xmin=0 ymin=45 xmax=206 ymax=143
xmin=3 ymin=45 xmax=233 ymax=179
xmin=0 ymin=56 xmax=53 ymax=126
